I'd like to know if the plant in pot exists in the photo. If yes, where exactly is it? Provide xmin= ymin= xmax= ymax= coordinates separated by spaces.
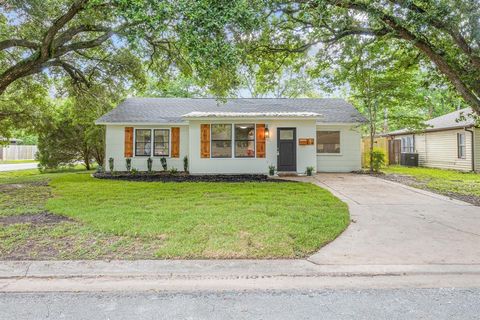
xmin=125 ymin=158 xmax=132 ymax=172
xmin=147 ymin=157 xmax=153 ymax=173
xmin=160 ymin=157 xmax=167 ymax=171
xmin=306 ymin=166 xmax=314 ymax=176
xmin=268 ymin=165 xmax=275 ymax=176
xmin=108 ymin=157 xmax=114 ymax=174
xmin=183 ymin=156 xmax=189 ymax=173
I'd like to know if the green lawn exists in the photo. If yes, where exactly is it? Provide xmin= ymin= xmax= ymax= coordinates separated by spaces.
xmin=383 ymin=166 xmax=480 ymax=202
xmin=0 ymin=170 xmax=349 ymax=259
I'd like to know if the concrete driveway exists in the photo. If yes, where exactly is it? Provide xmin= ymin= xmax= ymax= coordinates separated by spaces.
xmin=0 ymin=162 xmax=38 ymax=172
xmin=307 ymin=174 xmax=480 ymax=265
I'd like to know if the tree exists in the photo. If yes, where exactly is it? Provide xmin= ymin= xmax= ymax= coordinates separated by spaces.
xmin=260 ymin=0 xmax=480 ymax=113
xmin=321 ymin=39 xmax=429 ymax=171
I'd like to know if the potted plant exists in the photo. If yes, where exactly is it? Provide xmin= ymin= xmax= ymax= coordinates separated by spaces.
xmin=147 ymin=157 xmax=153 ymax=173
xmin=268 ymin=165 xmax=275 ymax=176
xmin=160 ymin=157 xmax=167 ymax=171
xmin=125 ymin=158 xmax=132 ymax=172
xmin=306 ymin=166 xmax=314 ymax=176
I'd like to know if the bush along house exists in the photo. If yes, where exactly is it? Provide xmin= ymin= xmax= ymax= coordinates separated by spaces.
xmin=95 ymin=98 xmax=366 ymax=175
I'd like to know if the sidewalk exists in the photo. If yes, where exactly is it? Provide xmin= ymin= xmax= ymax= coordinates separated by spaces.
xmin=2 ymin=260 xmax=480 ymax=292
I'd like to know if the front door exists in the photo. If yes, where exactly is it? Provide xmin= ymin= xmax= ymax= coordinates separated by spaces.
xmin=277 ymin=128 xmax=296 ymax=171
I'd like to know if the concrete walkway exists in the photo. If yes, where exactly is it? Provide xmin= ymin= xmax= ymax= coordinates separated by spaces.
xmin=306 ymin=173 xmax=480 ymax=265
xmin=0 ymin=162 xmax=37 ymax=171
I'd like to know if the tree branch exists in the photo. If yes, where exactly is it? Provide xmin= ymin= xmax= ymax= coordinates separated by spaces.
xmin=0 ymin=39 xmax=39 ymax=51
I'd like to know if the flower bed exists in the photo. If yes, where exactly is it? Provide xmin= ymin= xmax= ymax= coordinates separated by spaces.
xmin=93 ymin=172 xmax=275 ymax=182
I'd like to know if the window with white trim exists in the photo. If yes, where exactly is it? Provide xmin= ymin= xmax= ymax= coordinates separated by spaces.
xmin=135 ymin=129 xmax=151 ymax=156
xmin=401 ymin=136 xmax=414 ymax=153
xmin=211 ymin=124 xmax=232 ymax=158
xmin=154 ymin=129 xmax=170 ymax=156
xmin=317 ymin=131 xmax=340 ymax=153
xmin=457 ymin=133 xmax=466 ymax=159
xmin=234 ymin=124 xmax=255 ymax=158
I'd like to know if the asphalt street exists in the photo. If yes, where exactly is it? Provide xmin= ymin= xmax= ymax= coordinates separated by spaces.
xmin=1 ymin=288 xmax=479 ymax=320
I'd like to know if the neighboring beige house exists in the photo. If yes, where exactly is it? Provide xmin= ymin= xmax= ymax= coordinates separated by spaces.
xmin=95 ymin=98 xmax=365 ymax=174
xmin=387 ymin=108 xmax=479 ymax=172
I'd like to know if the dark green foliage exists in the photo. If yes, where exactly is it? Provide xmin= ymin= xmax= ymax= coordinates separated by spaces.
xmin=169 ymin=168 xmax=178 ymax=175
xmin=268 ymin=165 xmax=275 ymax=176
xmin=183 ymin=156 xmax=189 ymax=173
xmin=125 ymin=158 xmax=132 ymax=172
xmin=160 ymin=157 xmax=167 ymax=171
xmin=147 ymin=157 xmax=153 ymax=172
xmin=306 ymin=166 xmax=314 ymax=176
xmin=108 ymin=158 xmax=114 ymax=173
xmin=371 ymin=149 xmax=386 ymax=173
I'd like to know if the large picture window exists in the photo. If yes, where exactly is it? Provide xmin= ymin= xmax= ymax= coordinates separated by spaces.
xmin=235 ymin=124 xmax=255 ymax=158
xmin=211 ymin=124 xmax=232 ymax=158
xmin=135 ymin=129 xmax=152 ymax=156
xmin=457 ymin=133 xmax=466 ymax=159
xmin=317 ymin=131 xmax=340 ymax=154
xmin=154 ymin=129 xmax=169 ymax=156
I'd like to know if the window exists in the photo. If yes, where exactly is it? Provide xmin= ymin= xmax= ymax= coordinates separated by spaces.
xmin=457 ymin=133 xmax=466 ymax=159
xmin=154 ymin=129 xmax=169 ymax=156
xmin=211 ymin=124 xmax=232 ymax=158
xmin=401 ymin=136 xmax=414 ymax=153
xmin=135 ymin=129 xmax=151 ymax=156
xmin=235 ymin=124 xmax=255 ymax=157
xmin=317 ymin=131 xmax=340 ymax=153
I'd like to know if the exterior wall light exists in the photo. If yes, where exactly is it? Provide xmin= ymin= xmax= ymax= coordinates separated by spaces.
xmin=264 ymin=127 xmax=270 ymax=139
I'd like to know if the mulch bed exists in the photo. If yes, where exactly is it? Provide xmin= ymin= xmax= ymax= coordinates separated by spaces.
xmin=93 ymin=172 xmax=285 ymax=183
xmin=0 ymin=211 xmax=72 ymax=226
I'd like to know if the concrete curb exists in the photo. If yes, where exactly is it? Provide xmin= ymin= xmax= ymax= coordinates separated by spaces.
xmin=2 ymin=260 xmax=480 ymax=279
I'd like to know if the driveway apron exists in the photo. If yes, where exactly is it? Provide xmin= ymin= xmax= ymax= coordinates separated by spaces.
xmin=306 ymin=174 xmax=480 ymax=265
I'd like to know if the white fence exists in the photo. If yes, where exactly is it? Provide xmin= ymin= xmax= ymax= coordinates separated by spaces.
xmin=0 ymin=145 xmax=38 ymax=160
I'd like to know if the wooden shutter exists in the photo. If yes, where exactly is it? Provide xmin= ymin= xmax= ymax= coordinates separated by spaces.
xmin=171 ymin=127 xmax=180 ymax=158
xmin=200 ymin=124 xmax=210 ymax=158
xmin=256 ymin=124 xmax=266 ymax=158
xmin=124 ymin=127 xmax=133 ymax=157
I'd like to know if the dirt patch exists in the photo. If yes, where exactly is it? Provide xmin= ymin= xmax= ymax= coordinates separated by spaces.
xmin=93 ymin=172 xmax=280 ymax=182
xmin=0 ymin=212 xmax=72 ymax=226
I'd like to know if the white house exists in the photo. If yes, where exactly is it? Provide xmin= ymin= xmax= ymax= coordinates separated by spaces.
xmin=95 ymin=98 xmax=365 ymax=174
xmin=387 ymin=108 xmax=479 ymax=172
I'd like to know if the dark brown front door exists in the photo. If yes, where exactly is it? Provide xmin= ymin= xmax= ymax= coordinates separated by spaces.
xmin=277 ymin=128 xmax=296 ymax=171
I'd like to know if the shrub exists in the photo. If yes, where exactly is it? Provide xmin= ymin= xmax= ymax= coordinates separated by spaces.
xmin=96 ymin=165 xmax=104 ymax=173
xmin=306 ymin=166 xmax=314 ymax=176
xmin=147 ymin=157 xmax=153 ymax=172
xmin=370 ymin=149 xmax=386 ymax=172
xmin=131 ymin=168 xmax=138 ymax=175
xmin=125 ymin=158 xmax=132 ymax=172
xmin=268 ymin=165 xmax=275 ymax=176
xmin=160 ymin=157 xmax=167 ymax=171
xmin=183 ymin=156 xmax=189 ymax=173
xmin=108 ymin=157 xmax=114 ymax=173
xmin=169 ymin=168 xmax=178 ymax=175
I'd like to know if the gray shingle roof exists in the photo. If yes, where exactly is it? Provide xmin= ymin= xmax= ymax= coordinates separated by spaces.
xmin=95 ymin=98 xmax=366 ymax=124
xmin=388 ymin=107 xmax=476 ymax=135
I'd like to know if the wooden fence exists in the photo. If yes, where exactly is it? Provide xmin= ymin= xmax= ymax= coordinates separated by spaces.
xmin=361 ymin=137 xmax=389 ymax=168
xmin=0 ymin=145 xmax=38 ymax=160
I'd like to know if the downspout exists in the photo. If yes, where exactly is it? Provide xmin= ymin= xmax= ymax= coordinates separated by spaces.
xmin=465 ymin=127 xmax=475 ymax=172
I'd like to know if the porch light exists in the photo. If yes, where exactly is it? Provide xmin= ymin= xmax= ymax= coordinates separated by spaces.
xmin=264 ymin=127 xmax=270 ymax=139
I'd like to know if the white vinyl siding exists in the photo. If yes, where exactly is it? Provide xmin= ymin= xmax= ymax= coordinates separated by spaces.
xmin=105 ymin=125 xmax=188 ymax=171
xmin=474 ymin=128 xmax=480 ymax=172
xmin=396 ymin=129 xmax=472 ymax=171
xmin=316 ymin=125 xmax=361 ymax=172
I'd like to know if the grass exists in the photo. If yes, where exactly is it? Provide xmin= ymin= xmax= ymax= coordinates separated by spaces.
xmin=383 ymin=166 xmax=480 ymax=198
xmin=0 ymin=169 xmax=349 ymax=259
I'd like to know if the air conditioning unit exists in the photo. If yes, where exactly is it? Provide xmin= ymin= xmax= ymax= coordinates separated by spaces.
xmin=400 ymin=153 xmax=419 ymax=167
